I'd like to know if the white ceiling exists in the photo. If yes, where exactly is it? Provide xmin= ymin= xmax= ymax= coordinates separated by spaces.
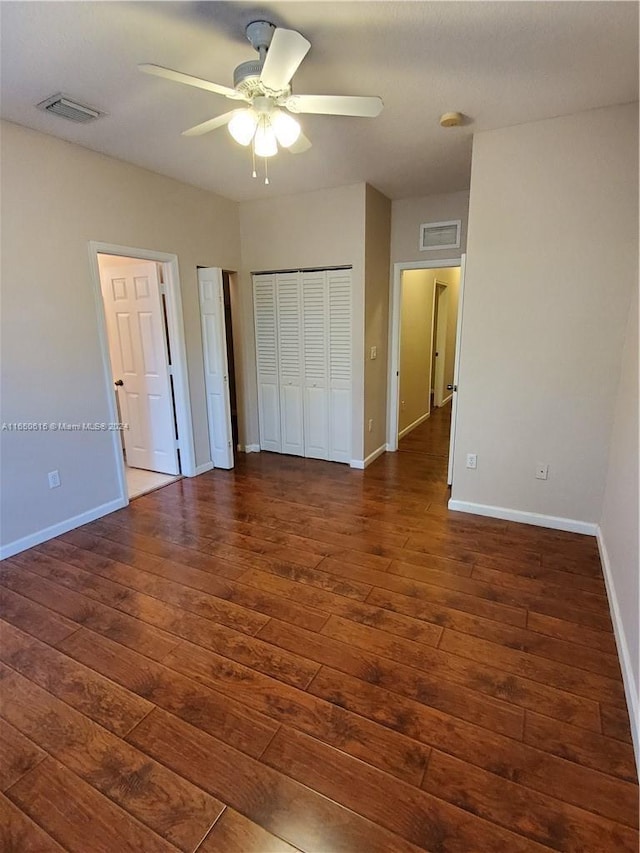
xmin=1 ymin=1 xmax=637 ymax=202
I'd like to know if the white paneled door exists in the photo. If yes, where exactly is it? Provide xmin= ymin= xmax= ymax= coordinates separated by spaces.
xmin=198 ymin=268 xmax=234 ymax=469
xmin=100 ymin=261 xmax=179 ymax=475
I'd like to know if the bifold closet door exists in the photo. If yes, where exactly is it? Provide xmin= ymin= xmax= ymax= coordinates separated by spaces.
xmin=302 ymin=271 xmax=329 ymax=459
xmin=276 ymin=272 xmax=304 ymax=456
xmin=328 ymin=270 xmax=352 ymax=463
xmin=253 ymin=274 xmax=281 ymax=452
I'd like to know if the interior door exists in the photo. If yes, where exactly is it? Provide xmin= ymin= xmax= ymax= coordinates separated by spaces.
xmin=198 ymin=267 xmax=234 ymax=469
xmin=433 ymin=283 xmax=449 ymax=407
xmin=302 ymin=271 xmax=329 ymax=459
xmin=253 ymin=274 xmax=281 ymax=452
xmin=276 ymin=272 xmax=304 ymax=457
xmin=100 ymin=259 xmax=179 ymax=475
xmin=447 ymin=255 xmax=466 ymax=486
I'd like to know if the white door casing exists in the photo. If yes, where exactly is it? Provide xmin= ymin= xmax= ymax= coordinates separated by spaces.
xmin=198 ymin=268 xmax=234 ymax=469
xmin=100 ymin=260 xmax=179 ymax=475
xmin=433 ymin=282 xmax=449 ymax=407
xmin=447 ymin=254 xmax=466 ymax=486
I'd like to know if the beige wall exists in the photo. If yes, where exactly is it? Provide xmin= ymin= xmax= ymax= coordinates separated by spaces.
xmin=364 ymin=185 xmax=392 ymax=457
xmin=0 ymin=120 xmax=240 ymax=551
xmin=599 ymin=283 xmax=639 ymax=758
xmin=399 ymin=270 xmax=434 ymax=433
xmin=238 ymin=183 xmax=367 ymax=460
xmin=391 ymin=190 xmax=469 ymax=264
xmin=452 ymin=103 xmax=638 ymax=524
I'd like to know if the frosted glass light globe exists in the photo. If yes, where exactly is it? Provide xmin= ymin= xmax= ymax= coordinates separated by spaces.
xmin=228 ymin=110 xmax=258 ymax=146
xmin=271 ymin=110 xmax=301 ymax=148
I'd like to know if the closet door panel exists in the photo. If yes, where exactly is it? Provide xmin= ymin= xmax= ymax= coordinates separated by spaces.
xmin=302 ymin=271 xmax=329 ymax=459
xmin=253 ymin=274 xmax=281 ymax=452
xmin=328 ymin=270 xmax=352 ymax=463
xmin=277 ymin=273 xmax=304 ymax=456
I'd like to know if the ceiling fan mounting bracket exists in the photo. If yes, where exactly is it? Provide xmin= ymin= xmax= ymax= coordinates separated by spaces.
xmin=245 ymin=21 xmax=276 ymax=53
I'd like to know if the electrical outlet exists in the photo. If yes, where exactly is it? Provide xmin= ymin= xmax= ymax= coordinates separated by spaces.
xmin=48 ymin=470 xmax=61 ymax=489
xmin=368 ymin=419 xmax=374 ymax=432
xmin=535 ymin=463 xmax=549 ymax=480
xmin=466 ymin=453 xmax=477 ymax=470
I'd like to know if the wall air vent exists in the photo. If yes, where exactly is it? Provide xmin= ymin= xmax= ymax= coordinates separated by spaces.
xmin=36 ymin=93 xmax=104 ymax=123
xmin=419 ymin=220 xmax=461 ymax=251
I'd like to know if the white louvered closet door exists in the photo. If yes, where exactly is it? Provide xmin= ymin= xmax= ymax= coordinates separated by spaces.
xmin=328 ymin=270 xmax=352 ymax=463
xmin=276 ymin=273 xmax=304 ymax=456
xmin=302 ymin=271 xmax=329 ymax=459
xmin=253 ymin=274 xmax=281 ymax=452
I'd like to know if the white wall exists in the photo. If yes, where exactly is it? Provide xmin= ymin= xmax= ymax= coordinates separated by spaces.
xmin=599 ymin=283 xmax=639 ymax=763
xmin=391 ymin=190 xmax=469 ymax=264
xmin=238 ymin=183 xmax=367 ymax=460
xmin=0 ymin=121 xmax=240 ymax=554
xmin=451 ymin=103 xmax=638 ymax=526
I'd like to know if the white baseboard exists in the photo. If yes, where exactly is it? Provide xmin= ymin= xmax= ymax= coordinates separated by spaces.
xmin=440 ymin=393 xmax=453 ymax=406
xmin=447 ymin=499 xmax=598 ymax=536
xmin=596 ymin=526 xmax=639 ymax=773
xmin=350 ymin=443 xmax=387 ymax=470
xmin=398 ymin=410 xmax=430 ymax=440
xmin=193 ymin=461 xmax=214 ymax=476
xmin=0 ymin=497 xmax=127 ymax=560
xmin=239 ymin=444 xmax=261 ymax=453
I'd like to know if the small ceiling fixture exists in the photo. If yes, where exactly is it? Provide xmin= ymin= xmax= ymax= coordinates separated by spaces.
xmin=439 ymin=111 xmax=464 ymax=128
xmin=140 ymin=20 xmax=383 ymax=185
xmin=37 ymin=93 xmax=104 ymax=123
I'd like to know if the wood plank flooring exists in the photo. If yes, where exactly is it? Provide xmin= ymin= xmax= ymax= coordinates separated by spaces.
xmin=1 ymin=405 xmax=638 ymax=852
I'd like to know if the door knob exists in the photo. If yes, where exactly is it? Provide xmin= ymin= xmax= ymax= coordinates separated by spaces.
xmin=114 ymin=379 xmax=124 ymax=387
xmin=447 ymin=384 xmax=457 ymax=391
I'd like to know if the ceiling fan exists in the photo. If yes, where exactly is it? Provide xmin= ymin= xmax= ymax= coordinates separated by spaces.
xmin=140 ymin=20 xmax=383 ymax=181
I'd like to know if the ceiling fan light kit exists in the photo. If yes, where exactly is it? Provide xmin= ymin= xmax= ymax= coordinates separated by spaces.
xmin=139 ymin=20 xmax=384 ymax=185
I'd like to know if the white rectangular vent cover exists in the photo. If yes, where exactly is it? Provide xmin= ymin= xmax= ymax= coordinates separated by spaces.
xmin=37 ymin=94 xmax=104 ymax=123
xmin=419 ymin=220 xmax=461 ymax=251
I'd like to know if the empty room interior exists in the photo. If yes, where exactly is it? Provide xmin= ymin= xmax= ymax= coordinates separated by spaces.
xmin=0 ymin=2 xmax=638 ymax=851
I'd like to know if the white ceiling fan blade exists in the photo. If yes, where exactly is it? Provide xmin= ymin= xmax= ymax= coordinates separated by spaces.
xmin=287 ymin=132 xmax=312 ymax=154
xmin=182 ymin=111 xmax=239 ymax=137
xmin=286 ymin=94 xmax=383 ymax=117
xmin=139 ymin=64 xmax=244 ymax=100
xmin=260 ymin=28 xmax=311 ymax=91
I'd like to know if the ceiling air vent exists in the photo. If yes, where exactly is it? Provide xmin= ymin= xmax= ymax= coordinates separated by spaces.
xmin=36 ymin=93 xmax=104 ymax=123
xmin=419 ymin=220 xmax=461 ymax=251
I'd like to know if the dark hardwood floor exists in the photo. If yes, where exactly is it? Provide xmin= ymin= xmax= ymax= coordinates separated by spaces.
xmin=1 ymin=407 xmax=638 ymax=852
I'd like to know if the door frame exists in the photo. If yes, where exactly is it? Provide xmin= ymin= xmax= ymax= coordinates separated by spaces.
xmin=386 ymin=256 xmax=463 ymax=453
xmin=88 ymin=241 xmax=197 ymax=506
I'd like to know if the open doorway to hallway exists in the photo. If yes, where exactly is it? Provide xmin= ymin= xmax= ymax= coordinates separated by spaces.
xmin=97 ymin=253 xmax=181 ymax=499
xmin=395 ymin=264 xmax=461 ymax=478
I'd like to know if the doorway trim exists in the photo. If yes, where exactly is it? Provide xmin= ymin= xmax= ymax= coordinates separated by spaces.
xmin=88 ymin=241 xmax=197 ymax=507
xmin=386 ymin=257 xmax=462 ymax=452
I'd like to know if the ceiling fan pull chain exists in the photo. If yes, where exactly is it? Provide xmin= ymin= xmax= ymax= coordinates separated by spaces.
xmin=251 ymin=143 xmax=257 ymax=179
xmin=264 ymin=157 xmax=270 ymax=185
